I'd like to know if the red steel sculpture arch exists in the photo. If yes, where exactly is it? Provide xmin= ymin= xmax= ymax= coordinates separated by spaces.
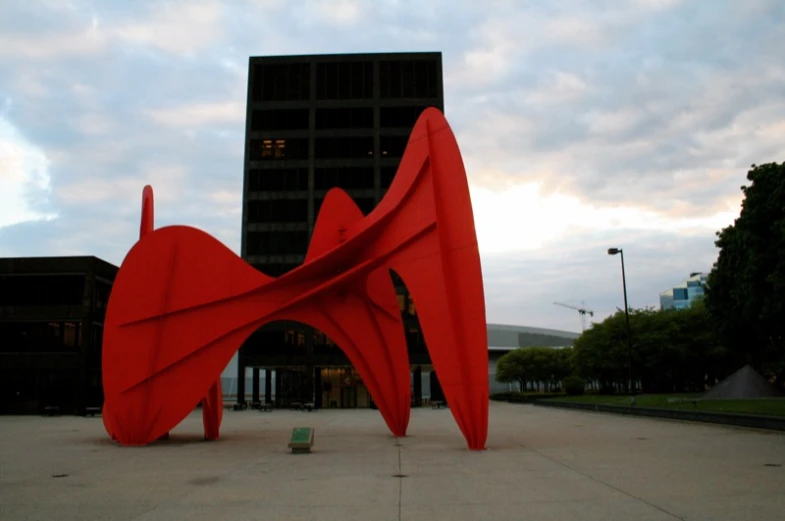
xmin=102 ymin=108 xmax=489 ymax=450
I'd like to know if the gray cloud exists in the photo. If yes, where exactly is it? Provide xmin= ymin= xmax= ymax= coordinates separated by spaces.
xmin=0 ymin=0 xmax=781 ymax=331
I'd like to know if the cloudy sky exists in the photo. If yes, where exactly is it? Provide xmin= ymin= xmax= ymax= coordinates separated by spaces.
xmin=1 ymin=0 xmax=783 ymax=333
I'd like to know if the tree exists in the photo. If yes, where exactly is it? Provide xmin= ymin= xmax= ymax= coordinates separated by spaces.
xmin=573 ymin=312 xmax=630 ymax=392
xmin=495 ymin=347 xmax=574 ymax=392
xmin=573 ymin=303 xmax=724 ymax=393
xmin=705 ymin=162 xmax=785 ymax=385
xmin=495 ymin=349 xmax=531 ymax=392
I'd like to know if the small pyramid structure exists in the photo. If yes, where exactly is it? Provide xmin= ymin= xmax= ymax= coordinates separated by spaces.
xmin=702 ymin=364 xmax=783 ymax=399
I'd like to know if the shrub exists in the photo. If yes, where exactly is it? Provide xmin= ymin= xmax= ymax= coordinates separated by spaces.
xmin=563 ymin=376 xmax=586 ymax=396
xmin=598 ymin=384 xmax=616 ymax=395
xmin=490 ymin=392 xmax=514 ymax=401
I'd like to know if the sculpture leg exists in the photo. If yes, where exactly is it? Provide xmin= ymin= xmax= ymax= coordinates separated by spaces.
xmin=202 ymin=378 xmax=223 ymax=441
xmin=386 ymin=110 xmax=489 ymax=450
xmin=287 ymin=269 xmax=411 ymax=437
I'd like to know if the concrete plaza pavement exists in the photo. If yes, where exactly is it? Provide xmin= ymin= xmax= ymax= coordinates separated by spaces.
xmin=1 ymin=402 xmax=783 ymax=521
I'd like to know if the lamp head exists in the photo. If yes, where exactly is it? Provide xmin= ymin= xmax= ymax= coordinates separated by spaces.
xmin=607 ymin=248 xmax=621 ymax=255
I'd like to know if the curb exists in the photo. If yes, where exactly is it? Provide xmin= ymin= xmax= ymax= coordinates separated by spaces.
xmin=533 ymin=399 xmax=785 ymax=432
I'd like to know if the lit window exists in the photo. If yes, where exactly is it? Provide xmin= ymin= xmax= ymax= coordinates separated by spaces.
xmin=261 ymin=139 xmax=273 ymax=157
xmin=262 ymin=139 xmax=286 ymax=158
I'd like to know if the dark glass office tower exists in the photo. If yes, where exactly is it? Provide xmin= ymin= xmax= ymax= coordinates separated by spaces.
xmin=237 ymin=52 xmax=444 ymax=409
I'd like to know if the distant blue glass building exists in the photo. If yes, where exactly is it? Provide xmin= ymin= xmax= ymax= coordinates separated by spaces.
xmin=660 ymin=272 xmax=708 ymax=310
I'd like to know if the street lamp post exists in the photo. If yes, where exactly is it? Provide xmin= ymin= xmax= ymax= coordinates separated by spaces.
xmin=607 ymin=248 xmax=634 ymax=396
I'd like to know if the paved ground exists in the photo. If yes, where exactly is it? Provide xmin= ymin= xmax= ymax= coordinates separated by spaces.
xmin=1 ymin=402 xmax=784 ymax=521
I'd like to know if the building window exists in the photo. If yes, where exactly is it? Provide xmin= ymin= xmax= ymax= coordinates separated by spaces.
xmin=315 ymin=107 xmax=373 ymax=129
xmin=0 ymin=321 xmax=82 ymax=353
xmin=315 ymin=61 xmax=373 ymax=100
xmin=314 ymin=167 xmax=374 ymax=190
xmin=0 ymin=275 xmax=85 ymax=306
xmin=380 ymin=106 xmax=429 ymax=128
xmin=314 ymin=137 xmax=374 ymax=159
xmin=247 ymin=199 xmax=308 ymax=223
xmin=380 ymin=167 xmax=397 ymax=189
xmin=251 ymin=109 xmax=309 ymax=132
xmin=379 ymin=59 xmax=439 ymax=99
xmin=380 ymin=135 xmax=409 ymax=158
xmin=251 ymin=62 xmax=310 ymax=102
xmin=93 ymin=281 xmax=111 ymax=309
xmin=63 ymin=322 xmax=79 ymax=348
xmin=248 ymin=168 xmax=308 ymax=192
xmin=246 ymin=231 xmax=309 ymax=256
xmin=261 ymin=139 xmax=286 ymax=158
xmin=250 ymin=138 xmax=308 ymax=161
xmin=354 ymin=197 xmax=376 ymax=216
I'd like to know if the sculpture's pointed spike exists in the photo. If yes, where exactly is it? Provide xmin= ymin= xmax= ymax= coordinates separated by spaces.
xmin=306 ymin=187 xmax=364 ymax=262
xmin=140 ymin=185 xmax=154 ymax=239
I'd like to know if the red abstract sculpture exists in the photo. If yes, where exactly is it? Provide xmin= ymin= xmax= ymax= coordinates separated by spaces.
xmin=102 ymin=108 xmax=489 ymax=450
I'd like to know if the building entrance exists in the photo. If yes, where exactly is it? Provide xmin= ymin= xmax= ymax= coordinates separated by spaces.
xmin=321 ymin=367 xmax=370 ymax=408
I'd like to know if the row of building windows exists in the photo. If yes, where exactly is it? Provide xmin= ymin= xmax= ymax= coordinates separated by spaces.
xmin=315 ymin=61 xmax=374 ymax=100
xmin=249 ymin=106 xmax=431 ymax=133
xmin=247 ymin=200 xmax=308 ymax=223
xmin=246 ymin=196 xmax=378 ymax=224
xmin=249 ymin=136 xmax=410 ymax=162
xmin=248 ymin=167 xmax=380 ymax=192
xmin=248 ymin=168 xmax=309 ymax=192
xmin=255 ymin=106 xmax=433 ymax=132
xmin=379 ymin=60 xmax=440 ymax=99
xmin=246 ymin=231 xmax=310 ymax=256
xmin=0 ymin=275 xmax=85 ymax=307
xmin=314 ymin=167 xmax=375 ymax=190
xmin=317 ymin=107 xmax=373 ymax=129
xmin=315 ymin=137 xmax=374 ymax=159
xmin=246 ymin=166 xmax=399 ymax=194
xmin=251 ymin=62 xmax=310 ymax=102
xmin=0 ymin=321 xmax=83 ymax=353
xmin=251 ymin=109 xmax=309 ymax=132
xmin=251 ymin=60 xmax=439 ymax=102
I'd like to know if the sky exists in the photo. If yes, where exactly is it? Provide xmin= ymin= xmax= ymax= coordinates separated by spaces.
xmin=1 ymin=0 xmax=784 ymax=333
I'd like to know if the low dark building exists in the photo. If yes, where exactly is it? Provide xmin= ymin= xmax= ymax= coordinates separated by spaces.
xmin=0 ymin=256 xmax=117 ymax=415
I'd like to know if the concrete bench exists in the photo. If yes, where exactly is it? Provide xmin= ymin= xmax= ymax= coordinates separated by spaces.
xmin=259 ymin=403 xmax=274 ymax=412
xmin=299 ymin=403 xmax=315 ymax=412
xmin=431 ymin=401 xmax=446 ymax=409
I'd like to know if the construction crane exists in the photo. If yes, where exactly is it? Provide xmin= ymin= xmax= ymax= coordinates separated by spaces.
xmin=553 ymin=301 xmax=595 ymax=332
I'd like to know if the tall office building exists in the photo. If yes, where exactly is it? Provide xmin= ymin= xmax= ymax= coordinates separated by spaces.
xmin=236 ymin=52 xmax=444 ymax=409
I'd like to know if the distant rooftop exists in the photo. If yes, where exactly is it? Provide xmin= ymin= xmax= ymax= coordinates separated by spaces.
xmin=487 ymin=323 xmax=579 ymax=351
